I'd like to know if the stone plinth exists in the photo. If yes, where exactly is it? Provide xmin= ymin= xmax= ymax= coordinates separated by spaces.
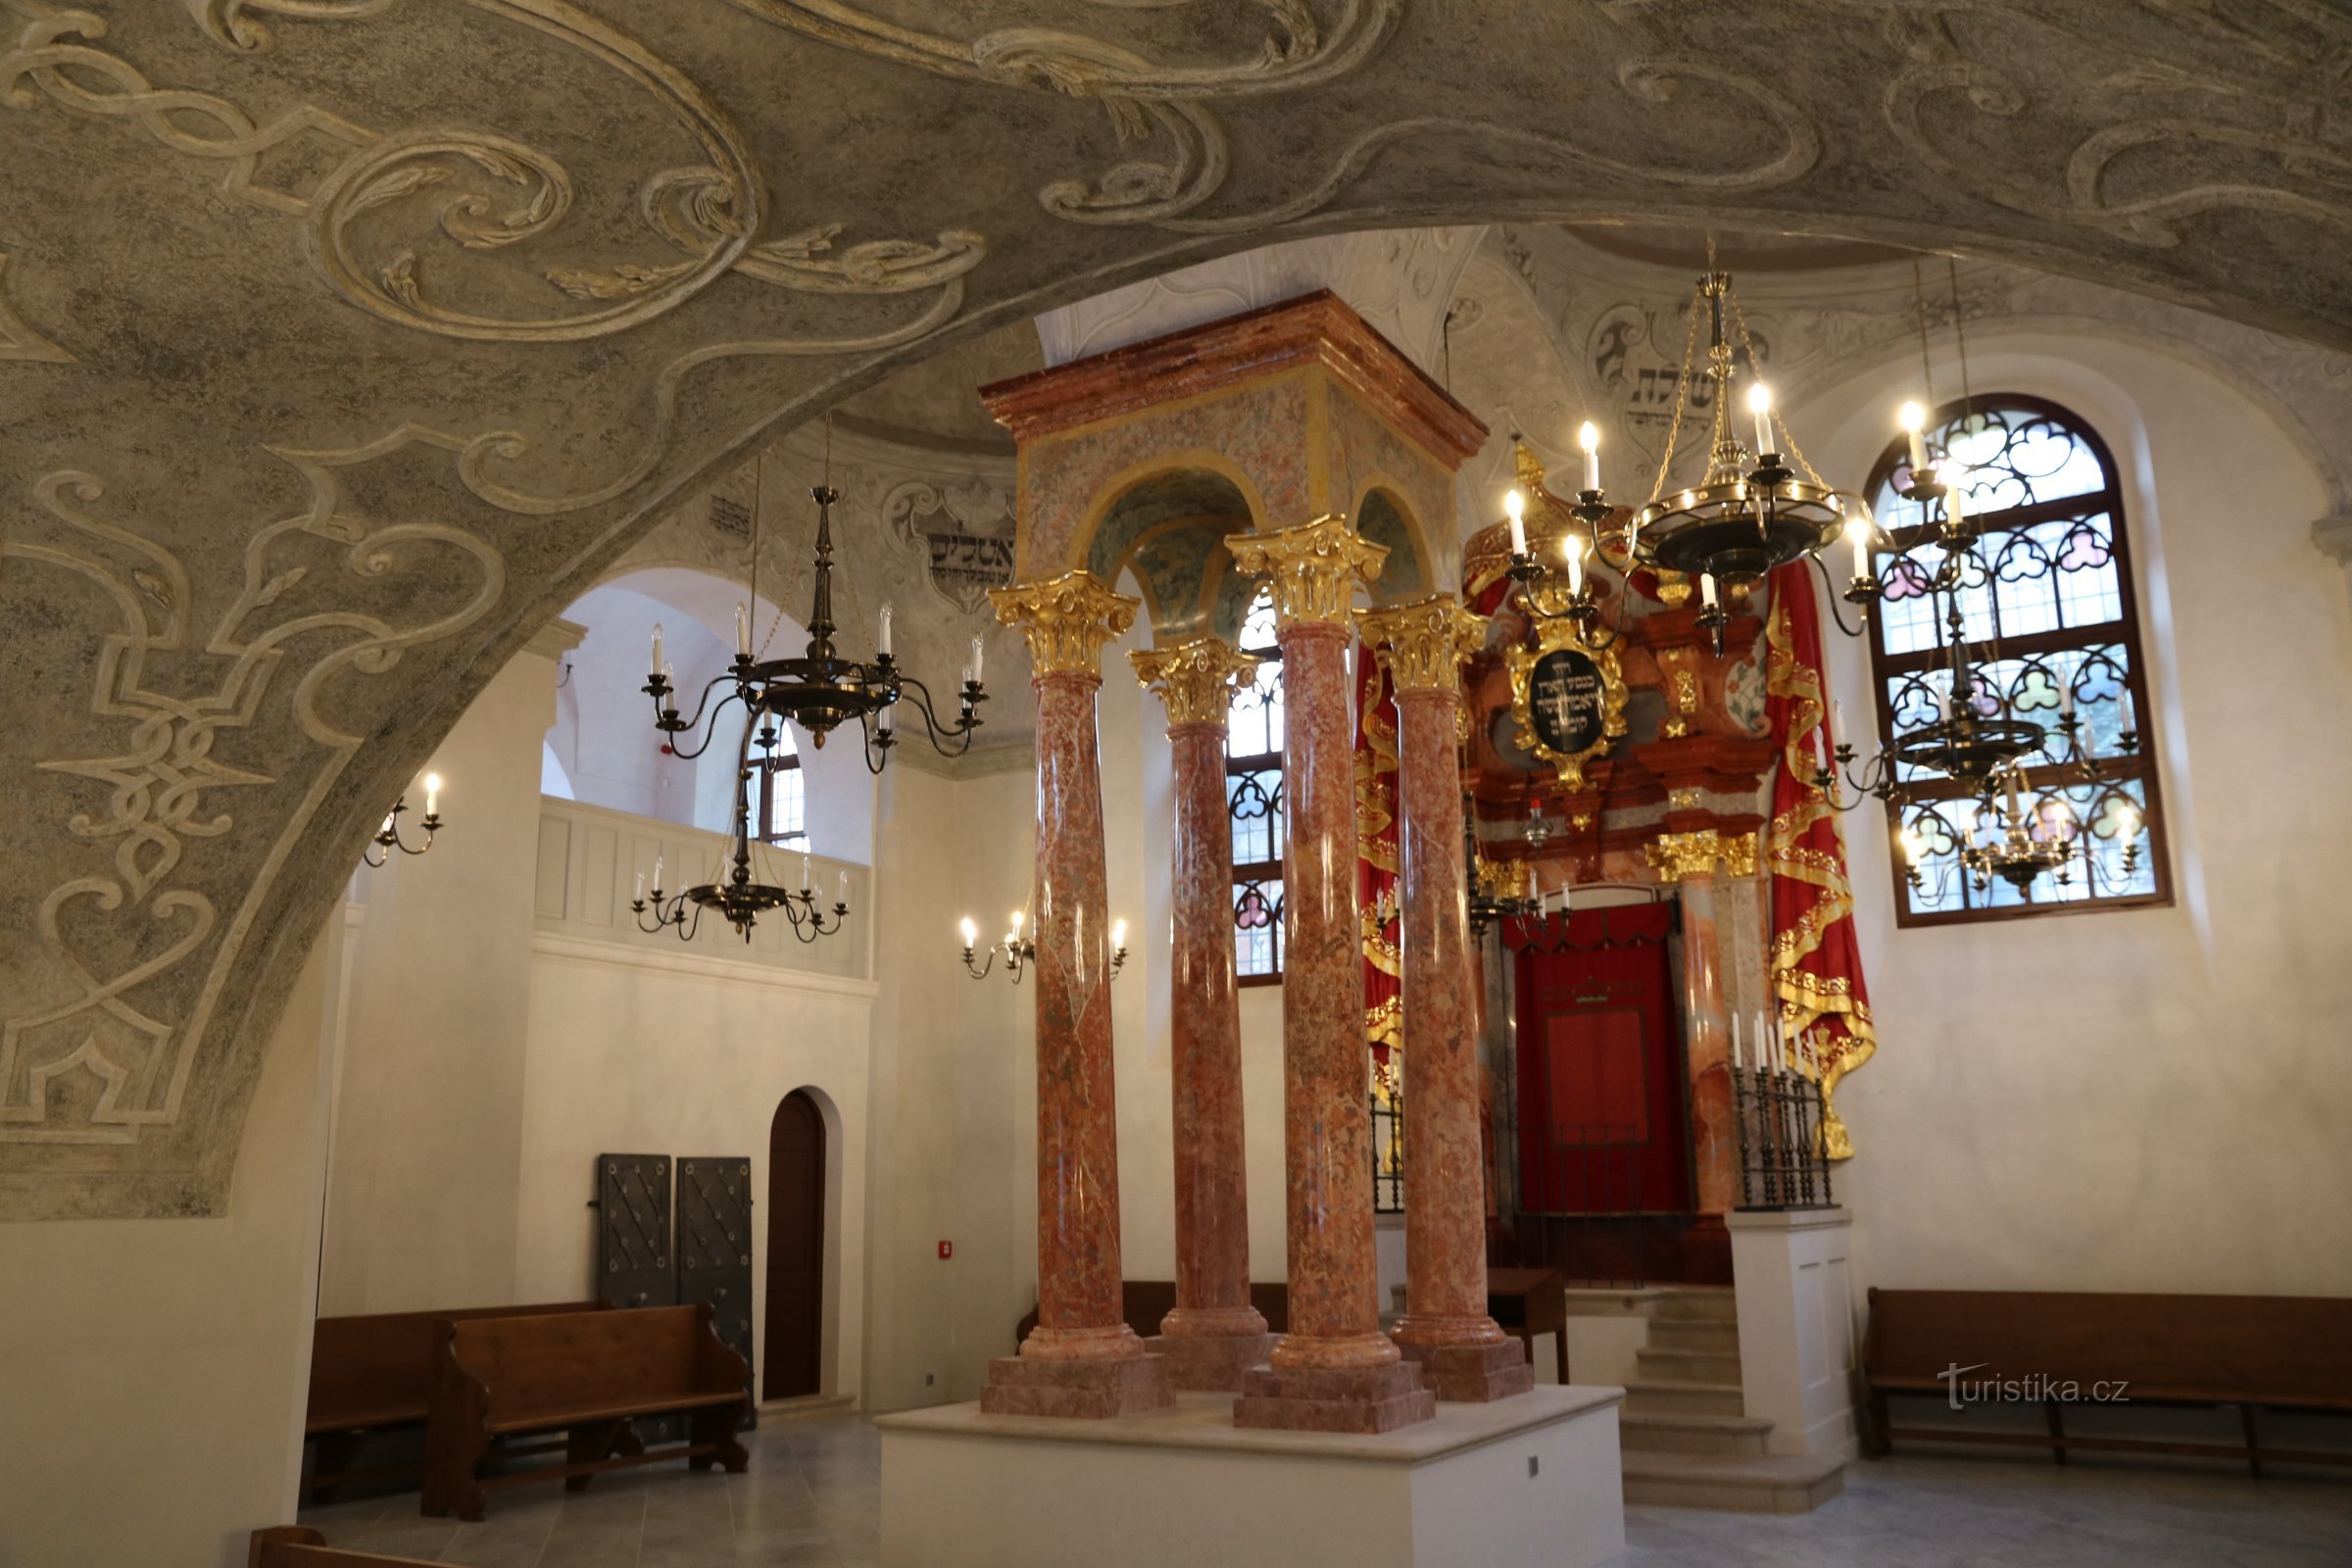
xmin=1234 ymin=1360 xmax=1437 ymax=1435
xmin=1400 ymin=1340 xmax=1539 ymax=1405
xmin=979 ymin=1353 xmax=1175 ymax=1420
xmin=877 ymin=1387 xmax=1626 ymax=1568
xmin=1146 ymin=1330 xmax=1278 ymax=1394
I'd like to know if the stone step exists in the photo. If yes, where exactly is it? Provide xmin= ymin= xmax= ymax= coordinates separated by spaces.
xmin=1617 ymin=1410 xmax=1774 ymax=1457
xmin=1622 ymin=1379 xmax=1746 ymax=1418
xmin=1646 ymin=1317 xmax=1740 ymax=1354
xmin=1622 ymin=1449 xmax=1846 ymax=1514
xmin=1650 ymin=1287 xmax=1740 ymax=1324
xmin=1636 ymin=1346 xmax=1743 ymax=1384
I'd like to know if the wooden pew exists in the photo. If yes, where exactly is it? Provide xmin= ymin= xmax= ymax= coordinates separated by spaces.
xmin=305 ymin=1299 xmax=605 ymax=1497
xmin=1863 ymin=1287 xmax=2352 ymax=1475
xmin=251 ymin=1526 xmax=442 ymax=1566
xmin=421 ymin=1302 xmax=748 ymax=1520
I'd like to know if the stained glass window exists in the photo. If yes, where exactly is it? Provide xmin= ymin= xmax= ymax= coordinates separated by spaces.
xmin=1228 ymin=585 xmax=1286 ymax=981
xmin=756 ymin=723 xmax=807 ymax=849
xmin=1865 ymin=397 xmax=2169 ymax=924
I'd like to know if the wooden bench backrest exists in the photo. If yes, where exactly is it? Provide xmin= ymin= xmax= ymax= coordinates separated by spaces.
xmin=446 ymin=1304 xmax=730 ymax=1421
xmin=310 ymin=1301 xmax=605 ymax=1422
xmin=1866 ymin=1289 xmax=2352 ymax=1400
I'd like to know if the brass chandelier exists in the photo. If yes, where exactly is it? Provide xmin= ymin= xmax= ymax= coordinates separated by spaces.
xmin=1500 ymin=248 xmax=1872 ymax=658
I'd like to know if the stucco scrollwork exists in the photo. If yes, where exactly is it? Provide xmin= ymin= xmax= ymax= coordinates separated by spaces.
xmin=0 ymin=462 xmax=505 ymax=1146
xmin=1869 ymin=0 xmax=2352 ymax=249
xmin=3 ymin=0 xmax=985 ymax=341
xmin=0 ymin=251 xmax=72 ymax=361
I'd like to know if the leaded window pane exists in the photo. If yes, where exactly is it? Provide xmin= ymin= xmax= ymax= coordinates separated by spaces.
xmin=1863 ymin=398 xmax=2169 ymax=925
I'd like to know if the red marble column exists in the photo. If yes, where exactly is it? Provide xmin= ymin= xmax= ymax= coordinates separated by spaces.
xmin=1228 ymin=516 xmax=1436 ymax=1434
xmin=1364 ymin=596 xmax=1533 ymax=1403
xmin=1131 ymin=638 xmax=1275 ymax=1390
xmin=1645 ymin=830 xmax=1749 ymax=1286
xmin=982 ymin=572 xmax=1174 ymax=1418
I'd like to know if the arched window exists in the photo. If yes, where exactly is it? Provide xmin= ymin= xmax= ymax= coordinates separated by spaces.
xmin=1227 ymin=585 xmax=1286 ymax=981
xmin=1865 ymin=396 xmax=2169 ymax=923
xmin=756 ymin=722 xmax=807 ymax=849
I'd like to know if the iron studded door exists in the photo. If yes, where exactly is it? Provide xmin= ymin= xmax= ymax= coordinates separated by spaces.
xmin=678 ymin=1156 xmax=758 ymax=1429
xmin=593 ymin=1153 xmax=680 ymax=1443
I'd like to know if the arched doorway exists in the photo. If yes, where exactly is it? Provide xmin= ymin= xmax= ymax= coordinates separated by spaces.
xmin=763 ymin=1090 xmax=826 ymax=1401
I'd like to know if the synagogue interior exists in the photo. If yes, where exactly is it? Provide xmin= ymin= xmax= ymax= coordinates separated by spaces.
xmin=4 ymin=5 xmax=2351 ymax=1566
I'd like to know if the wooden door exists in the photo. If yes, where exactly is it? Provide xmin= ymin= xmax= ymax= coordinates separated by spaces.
xmin=762 ymin=1091 xmax=825 ymax=1400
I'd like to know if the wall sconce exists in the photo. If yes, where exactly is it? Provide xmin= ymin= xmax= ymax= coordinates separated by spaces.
xmin=364 ymin=773 xmax=443 ymax=867
xmin=959 ymin=910 xmax=1128 ymax=984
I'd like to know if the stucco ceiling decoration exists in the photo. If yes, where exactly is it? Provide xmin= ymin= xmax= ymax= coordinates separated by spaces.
xmin=9 ymin=0 xmax=2352 ymax=1220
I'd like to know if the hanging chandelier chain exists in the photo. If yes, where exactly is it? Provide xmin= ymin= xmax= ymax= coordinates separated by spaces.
xmin=1724 ymin=288 xmax=1828 ymax=489
xmin=1947 ymin=255 xmax=1975 ymax=416
xmin=1644 ymin=282 xmax=1704 ymax=508
xmin=1912 ymin=257 xmax=1936 ymax=419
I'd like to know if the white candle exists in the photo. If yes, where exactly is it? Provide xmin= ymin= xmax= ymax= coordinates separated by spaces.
xmin=1729 ymin=1012 xmax=1742 ymax=1072
xmin=1578 ymin=421 xmax=1601 ymax=491
xmin=2004 ymin=767 xmax=2024 ymax=827
xmin=735 ymin=604 xmax=749 ymax=658
xmin=1111 ymin=918 xmax=1127 ymax=951
xmin=1936 ymin=679 xmax=1953 ymax=724
xmin=1900 ymin=402 xmax=1928 ymax=472
xmin=1758 ymin=1009 xmax=1773 ymax=1073
xmin=838 ymin=869 xmax=849 ymax=906
xmin=2116 ymin=802 xmax=2140 ymax=841
xmin=1565 ymin=533 xmax=1586 ymax=596
xmin=650 ymin=621 xmax=665 ymax=678
xmin=1833 ymin=698 xmax=1846 ymax=742
xmin=2059 ymin=676 xmax=2075 ymax=718
xmin=802 ymin=853 xmax=812 ymax=892
xmin=1849 ymin=515 xmax=1871 ymax=579
xmin=1945 ymin=475 xmax=1966 ymax=528
xmin=970 ymin=634 xmax=986 ymax=686
xmin=959 ymin=916 xmax=979 ymax=949
xmin=1699 ymin=572 xmax=1719 ymax=609
xmin=1010 ymin=909 xmax=1024 ymax=936
xmin=878 ymin=703 xmax=895 ymax=734
xmin=1506 ymin=489 xmax=1528 ymax=558
xmin=635 ymin=870 xmax=646 ymax=903
xmin=423 ymin=772 xmax=441 ymax=816
xmin=878 ymin=603 xmax=893 ymax=659
xmin=2119 ymin=686 xmax=2136 ymax=735
xmin=1746 ymin=380 xmax=1773 ymax=455
xmin=653 ymin=854 xmax=664 ymax=890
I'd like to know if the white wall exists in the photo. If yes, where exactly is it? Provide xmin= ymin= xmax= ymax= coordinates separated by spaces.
xmin=320 ymin=632 xmax=564 ymax=1314
xmin=0 ymin=916 xmax=343 ymax=1568
xmin=1798 ymin=334 xmax=2352 ymax=1298
xmin=513 ymin=941 xmax=874 ymax=1401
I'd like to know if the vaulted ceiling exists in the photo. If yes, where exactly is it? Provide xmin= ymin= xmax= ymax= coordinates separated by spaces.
xmin=6 ymin=0 xmax=2350 ymax=1216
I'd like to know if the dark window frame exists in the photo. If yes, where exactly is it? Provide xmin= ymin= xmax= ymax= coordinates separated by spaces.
xmin=755 ymin=741 xmax=808 ymax=850
xmin=1863 ymin=393 xmax=2172 ymax=928
xmin=1229 ymin=593 xmax=1286 ymax=985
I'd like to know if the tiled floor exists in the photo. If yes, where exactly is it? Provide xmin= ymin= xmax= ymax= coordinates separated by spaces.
xmin=300 ymin=1413 xmax=2352 ymax=1567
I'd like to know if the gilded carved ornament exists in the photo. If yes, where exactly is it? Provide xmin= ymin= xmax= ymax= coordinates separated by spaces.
xmin=1505 ymin=618 xmax=1630 ymax=792
xmin=1129 ymin=635 xmax=1258 ymax=725
xmin=1644 ymin=829 xmax=1759 ymax=883
xmin=1224 ymin=514 xmax=1388 ymax=628
xmin=1353 ymin=594 xmax=1485 ymax=693
xmin=991 ymin=570 xmax=1139 ymax=679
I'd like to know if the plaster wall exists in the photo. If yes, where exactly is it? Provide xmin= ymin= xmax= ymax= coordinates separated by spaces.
xmin=0 ymin=918 xmax=341 ymax=1568
xmin=1795 ymin=336 xmax=2352 ymax=1299
xmin=511 ymin=941 xmax=875 ymax=1402
xmin=318 ymin=636 xmax=564 ymax=1314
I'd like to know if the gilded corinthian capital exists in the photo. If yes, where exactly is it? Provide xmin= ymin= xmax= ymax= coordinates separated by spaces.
xmin=1130 ymin=635 xmax=1259 ymax=727
xmin=1224 ymin=514 xmax=1388 ymax=628
xmin=1354 ymin=594 xmax=1487 ymax=692
xmin=990 ymin=570 xmax=1140 ymax=679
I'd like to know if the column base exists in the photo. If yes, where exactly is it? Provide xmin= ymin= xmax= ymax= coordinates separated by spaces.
xmin=1397 ymin=1339 xmax=1536 ymax=1403
xmin=1145 ymin=1332 xmax=1278 ymax=1393
xmin=980 ymin=1353 xmax=1175 ymax=1419
xmin=1233 ymin=1361 xmax=1437 ymax=1434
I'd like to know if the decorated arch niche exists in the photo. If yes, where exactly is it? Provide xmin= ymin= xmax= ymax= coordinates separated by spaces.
xmin=1082 ymin=465 xmax=1261 ymax=641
